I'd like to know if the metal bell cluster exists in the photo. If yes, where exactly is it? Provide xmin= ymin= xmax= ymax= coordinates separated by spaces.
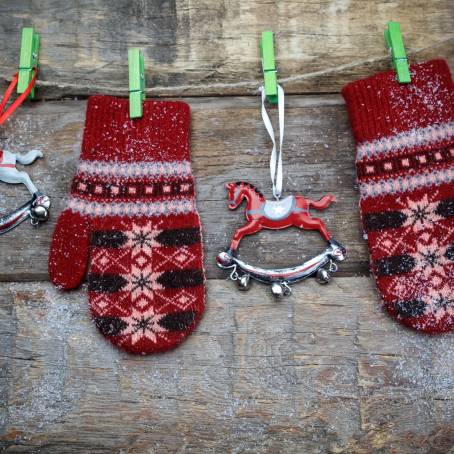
xmin=216 ymin=239 xmax=346 ymax=298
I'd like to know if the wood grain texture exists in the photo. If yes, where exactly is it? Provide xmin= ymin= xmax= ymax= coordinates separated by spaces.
xmin=1 ymin=1 xmax=454 ymax=450
xmin=1 ymin=279 xmax=454 ymax=452
xmin=0 ymin=96 xmax=368 ymax=282
xmin=0 ymin=0 xmax=452 ymax=98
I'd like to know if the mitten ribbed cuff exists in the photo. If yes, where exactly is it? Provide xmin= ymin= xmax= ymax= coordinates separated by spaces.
xmin=342 ymin=59 xmax=454 ymax=146
xmin=81 ymin=95 xmax=191 ymax=163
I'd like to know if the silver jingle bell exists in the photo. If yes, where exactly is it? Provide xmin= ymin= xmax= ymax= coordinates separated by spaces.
xmin=271 ymin=282 xmax=285 ymax=298
xmin=237 ymin=274 xmax=251 ymax=291
xmin=31 ymin=205 xmax=49 ymax=221
xmin=316 ymin=267 xmax=331 ymax=284
xmin=216 ymin=251 xmax=234 ymax=268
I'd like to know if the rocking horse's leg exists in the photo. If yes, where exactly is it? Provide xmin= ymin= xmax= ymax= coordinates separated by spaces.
xmin=296 ymin=217 xmax=331 ymax=241
xmin=1 ymin=170 xmax=39 ymax=195
xmin=21 ymin=172 xmax=39 ymax=195
xmin=230 ymin=220 xmax=262 ymax=252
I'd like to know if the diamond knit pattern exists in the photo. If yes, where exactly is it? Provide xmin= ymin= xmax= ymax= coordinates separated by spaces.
xmin=342 ymin=59 xmax=454 ymax=333
xmin=49 ymin=95 xmax=205 ymax=353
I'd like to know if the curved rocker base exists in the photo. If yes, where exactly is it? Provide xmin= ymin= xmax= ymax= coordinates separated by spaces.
xmin=216 ymin=239 xmax=346 ymax=297
xmin=0 ymin=191 xmax=51 ymax=235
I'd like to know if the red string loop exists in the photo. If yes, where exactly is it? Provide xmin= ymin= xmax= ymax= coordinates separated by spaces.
xmin=0 ymin=68 xmax=38 ymax=126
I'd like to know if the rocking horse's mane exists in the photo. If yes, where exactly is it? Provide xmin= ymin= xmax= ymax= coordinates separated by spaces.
xmin=234 ymin=181 xmax=264 ymax=199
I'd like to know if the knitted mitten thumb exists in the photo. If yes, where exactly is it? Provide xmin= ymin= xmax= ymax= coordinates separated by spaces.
xmin=49 ymin=210 xmax=90 ymax=289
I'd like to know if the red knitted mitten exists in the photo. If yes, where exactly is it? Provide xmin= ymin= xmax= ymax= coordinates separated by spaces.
xmin=49 ymin=95 xmax=205 ymax=353
xmin=342 ymin=59 xmax=454 ymax=333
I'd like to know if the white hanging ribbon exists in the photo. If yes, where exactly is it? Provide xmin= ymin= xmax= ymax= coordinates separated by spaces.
xmin=260 ymin=84 xmax=285 ymax=200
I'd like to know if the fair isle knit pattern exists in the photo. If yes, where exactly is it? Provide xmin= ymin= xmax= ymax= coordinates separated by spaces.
xmin=342 ymin=59 xmax=454 ymax=333
xmin=49 ymin=95 xmax=205 ymax=354
xmin=67 ymin=197 xmax=196 ymax=217
xmin=68 ymin=158 xmax=197 ymax=218
xmin=77 ymin=160 xmax=192 ymax=179
xmin=359 ymin=164 xmax=454 ymax=199
xmin=357 ymin=121 xmax=454 ymax=160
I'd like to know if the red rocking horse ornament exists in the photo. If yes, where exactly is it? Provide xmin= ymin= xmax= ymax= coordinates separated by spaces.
xmin=0 ymin=65 xmax=50 ymax=235
xmin=216 ymin=181 xmax=346 ymax=296
xmin=216 ymin=84 xmax=346 ymax=296
xmin=225 ymin=181 xmax=335 ymax=251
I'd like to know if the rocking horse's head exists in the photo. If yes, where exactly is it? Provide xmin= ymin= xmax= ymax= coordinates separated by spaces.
xmin=225 ymin=181 xmax=264 ymax=210
xmin=226 ymin=182 xmax=241 ymax=209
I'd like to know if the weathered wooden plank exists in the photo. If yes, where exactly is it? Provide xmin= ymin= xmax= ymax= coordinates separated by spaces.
xmin=1 ymin=278 xmax=453 ymax=452
xmin=0 ymin=1 xmax=452 ymax=98
xmin=0 ymin=96 xmax=368 ymax=281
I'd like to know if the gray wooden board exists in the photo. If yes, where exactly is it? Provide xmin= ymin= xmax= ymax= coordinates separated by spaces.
xmin=1 ymin=279 xmax=454 ymax=452
xmin=0 ymin=96 xmax=368 ymax=282
xmin=0 ymin=1 xmax=453 ymax=98
xmin=1 ymin=0 xmax=454 ymax=450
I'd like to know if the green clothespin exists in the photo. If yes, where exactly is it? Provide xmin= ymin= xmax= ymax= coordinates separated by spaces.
xmin=260 ymin=31 xmax=278 ymax=104
xmin=128 ymin=48 xmax=145 ymax=119
xmin=384 ymin=21 xmax=411 ymax=84
xmin=17 ymin=27 xmax=40 ymax=99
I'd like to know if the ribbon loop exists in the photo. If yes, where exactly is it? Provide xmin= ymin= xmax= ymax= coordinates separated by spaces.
xmin=0 ymin=68 xmax=38 ymax=126
xmin=260 ymin=84 xmax=285 ymax=200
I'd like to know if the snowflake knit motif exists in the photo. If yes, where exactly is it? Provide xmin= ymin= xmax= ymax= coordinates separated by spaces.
xmin=343 ymin=59 xmax=454 ymax=332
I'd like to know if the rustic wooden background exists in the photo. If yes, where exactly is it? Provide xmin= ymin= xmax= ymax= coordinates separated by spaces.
xmin=1 ymin=1 xmax=454 ymax=452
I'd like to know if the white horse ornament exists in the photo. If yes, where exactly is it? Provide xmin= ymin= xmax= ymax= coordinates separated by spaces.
xmin=0 ymin=148 xmax=50 ymax=234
